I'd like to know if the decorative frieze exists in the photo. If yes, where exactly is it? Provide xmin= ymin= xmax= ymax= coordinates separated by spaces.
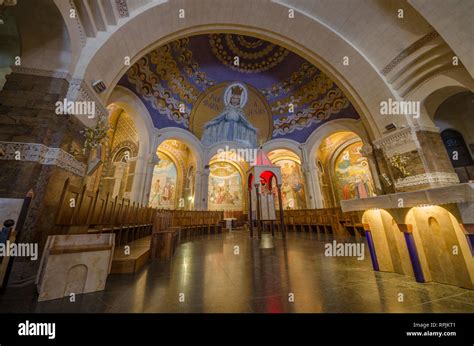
xmin=0 ymin=141 xmax=86 ymax=176
xmin=115 ymin=0 xmax=129 ymax=18
xmin=341 ymin=182 xmax=474 ymax=213
xmin=373 ymin=126 xmax=418 ymax=158
xmin=381 ymin=31 xmax=439 ymax=76
xmin=394 ymin=172 xmax=459 ymax=189
xmin=10 ymin=66 xmax=70 ymax=80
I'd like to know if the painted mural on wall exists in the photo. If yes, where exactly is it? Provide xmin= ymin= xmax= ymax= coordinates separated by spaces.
xmin=334 ymin=142 xmax=376 ymax=201
xmin=274 ymin=160 xmax=307 ymax=209
xmin=119 ymin=34 xmax=359 ymax=143
xmin=149 ymin=153 xmax=177 ymax=209
xmin=208 ymin=162 xmax=243 ymax=211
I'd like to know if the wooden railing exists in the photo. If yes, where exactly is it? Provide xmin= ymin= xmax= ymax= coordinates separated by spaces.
xmin=283 ymin=208 xmax=364 ymax=236
xmin=167 ymin=210 xmax=224 ymax=238
xmin=55 ymin=179 xmax=156 ymax=245
xmin=150 ymin=210 xmax=224 ymax=260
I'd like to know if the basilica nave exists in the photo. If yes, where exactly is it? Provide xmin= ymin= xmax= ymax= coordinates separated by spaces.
xmin=0 ymin=0 xmax=473 ymax=314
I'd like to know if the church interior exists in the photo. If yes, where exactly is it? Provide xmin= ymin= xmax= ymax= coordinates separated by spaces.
xmin=0 ymin=0 xmax=473 ymax=314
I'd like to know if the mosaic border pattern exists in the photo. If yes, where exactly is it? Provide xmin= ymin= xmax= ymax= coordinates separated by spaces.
xmin=0 ymin=142 xmax=86 ymax=176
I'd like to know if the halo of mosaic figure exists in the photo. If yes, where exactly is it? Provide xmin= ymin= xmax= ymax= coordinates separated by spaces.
xmin=201 ymin=82 xmax=257 ymax=147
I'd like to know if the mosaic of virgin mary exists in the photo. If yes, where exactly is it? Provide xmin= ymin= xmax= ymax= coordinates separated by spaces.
xmin=201 ymin=82 xmax=257 ymax=147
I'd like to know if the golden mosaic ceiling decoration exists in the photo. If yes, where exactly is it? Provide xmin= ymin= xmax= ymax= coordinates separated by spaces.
xmin=209 ymin=34 xmax=289 ymax=73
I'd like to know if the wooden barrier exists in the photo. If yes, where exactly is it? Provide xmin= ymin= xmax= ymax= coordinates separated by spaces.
xmin=54 ymin=179 xmax=155 ymax=245
xmin=283 ymin=208 xmax=365 ymax=237
xmin=150 ymin=210 xmax=224 ymax=260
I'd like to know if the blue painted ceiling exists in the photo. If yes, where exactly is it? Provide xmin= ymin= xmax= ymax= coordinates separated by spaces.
xmin=118 ymin=34 xmax=359 ymax=143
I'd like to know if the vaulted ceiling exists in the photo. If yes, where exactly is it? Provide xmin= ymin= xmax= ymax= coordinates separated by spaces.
xmin=118 ymin=33 xmax=359 ymax=143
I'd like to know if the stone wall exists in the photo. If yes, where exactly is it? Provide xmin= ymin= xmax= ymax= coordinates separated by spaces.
xmin=0 ymin=72 xmax=87 ymax=283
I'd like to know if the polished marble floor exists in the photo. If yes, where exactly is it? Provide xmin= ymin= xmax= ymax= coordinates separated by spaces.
xmin=1 ymin=230 xmax=473 ymax=313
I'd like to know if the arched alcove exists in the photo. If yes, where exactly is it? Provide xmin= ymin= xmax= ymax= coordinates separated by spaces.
xmin=315 ymin=131 xmax=377 ymax=207
xmin=267 ymin=149 xmax=306 ymax=209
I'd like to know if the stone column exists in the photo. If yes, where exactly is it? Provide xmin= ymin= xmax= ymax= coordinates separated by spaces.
xmin=301 ymin=163 xmax=314 ymax=209
xmin=373 ymin=126 xmax=459 ymax=192
xmin=141 ymin=153 xmax=159 ymax=205
xmin=398 ymin=223 xmax=425 ymax=283
xmin=300 ymin=144 xmax=324 ymax=209
xmin=362 ymin=224 xmax=380 ymax=271
xmin=130 ymin=154 xmax=146 ymax=203
xmin=0 ymin=72 xmax=95 ymax=282
xmin=360 ymin=143 xmax=383 ymax=195
xmin=195 ymin=167 xmax=210 ymax=210
xmin=255 ymin=183 xmax=262 ymax=239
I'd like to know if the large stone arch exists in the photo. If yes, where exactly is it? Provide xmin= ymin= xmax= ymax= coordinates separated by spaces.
xmin=407 ymin=69 xmax=474 ymax=129
xmin=106 ymin=86 xmax=157 ymax=203
xmin=12 ymin=0 xmax=72 ymax=72
xmin=304 ymin=119 xmax=371 ymax=163
xmin=154 ymin=127 xmax=205 ymax=170
xmin=205 ymin=141 xmax=251 ymax=166
xmin=70 ymin=0 xmax=402 ymax=140
xmin=262 ymin=138 xmax=302 ymax=161
xmin=147 ymin=127 xmax=206 ymax=208
xmin=302 ymin=118 xmax=377 ymax=208
xmin=107 ymin=86 xmax=154 ymax=158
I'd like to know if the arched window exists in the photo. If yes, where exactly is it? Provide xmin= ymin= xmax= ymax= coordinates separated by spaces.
xmin=441 ymin=129 xmax=472 ymax=168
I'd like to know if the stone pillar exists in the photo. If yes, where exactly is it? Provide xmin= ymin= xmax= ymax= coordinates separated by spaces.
xmin=398 ymin=223 xmax=425 ymax=283
xmin=255 ymin=183 xmax=262 ymax=239
xmin=277 ymin=183 xmax=286 ymax=238
xmin=130 ymin=154 xmax=146 ymax=203
xmin=305 ymin=161 xmax=324 ymax=209
xmin=248 ymin=187 xmax=253 ymax=237
xmin=362 ymin=224 xmax=380 ymax=271
xmin=300 ymin=144 xmax=323 ymax=209
xmin=373 ymin=126 xmax=459 ymax=192
xmin=141 ymin=153 xmax=159 ymax=205
xmin=301 ymin=163 xmax=314 ymax=209
xmin=0 ymin=72 xmax=91 ymax=282
xmin=195 ymin=167 xmax=210 ymax=210
xmin=360 ymin=143 xmax=383 ymax=195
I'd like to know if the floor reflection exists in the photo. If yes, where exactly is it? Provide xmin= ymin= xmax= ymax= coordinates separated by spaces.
xmin=0 ymin=230 xmax=473 ymax=313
